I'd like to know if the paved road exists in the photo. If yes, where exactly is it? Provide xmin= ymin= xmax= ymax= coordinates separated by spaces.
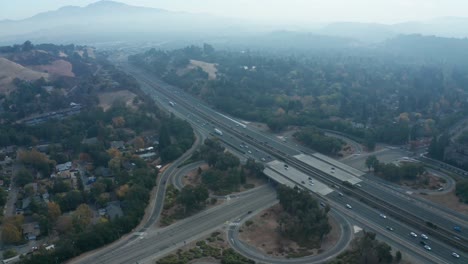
xmin=83 ymin=185 xmax=278 ymax=264
xmin=228 ymin=209 xmax=353 ymax=264
xmin=107 ymin=58 xmax=467 ymax=262
xmin=69 ymin=124 xmax=204 ymax=264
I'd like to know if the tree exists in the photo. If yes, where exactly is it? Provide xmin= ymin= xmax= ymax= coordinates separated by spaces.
xmin=365 ymin=155 xmax=379 ymax=171
xmin=47 ymin=202 xmax=62 ymax=223
xmin=1 ymin=223 xmax=22 ymax=244
xmin=395 ymin=250 xmax=402 ymax=262
xmin=15 ymin=169 xmax=34 ymax=187
xmin=56 ymin=215 xmax=73 ymax=234
xmin=72 ymin=204 xmax=93 ymax=232
xmin=3 ymin=249 xmax=17 ymax=259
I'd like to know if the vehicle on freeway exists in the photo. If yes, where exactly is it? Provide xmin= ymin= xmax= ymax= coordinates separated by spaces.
xmin=247 ymin=150 xmax=252 ymax=154
xmin=379 ymin=213 xmax=387 ymax=219
xmin=421 ymin=234 xmax=428 ymax=240
xmin=214 ymin=128 xmax=223 ymax=136
xmin=320 ymin=202 xmax=326 ymax=207
xmin=338 ymin=192 xmax=344 ymax=197
xmin=261 ymin=158 xmax=266 ymax=161
xmin=386 ymin=226 xmax=394 ymax=231
xmin=420 ymin=241 xmax=427 ymax=246
xmin=424 ymin=245 xmax=431 ymax=251
xmin=451 ymin=252 xmax=460 ymax=258
xmin=346 ymin=204 xmax=352 ymax=209
xmin=409 ymin=232 xmax=418 ymax=238
xmin=454 ymin=226 xmax=461 ymax=232
xmin=356 ymin=183 xmax=362 ymax=187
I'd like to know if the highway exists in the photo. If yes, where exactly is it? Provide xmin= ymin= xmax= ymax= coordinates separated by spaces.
xmin=116 ymin=61 xmax=468 ymax=262
xmin=81 ymin=185 xmax=278 ymax=264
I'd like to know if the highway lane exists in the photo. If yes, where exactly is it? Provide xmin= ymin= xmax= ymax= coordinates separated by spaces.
xmin=122 ymin=60 xmax=468 ymax=246
xmin=115 ymin=59 xmax=467 ymax=260
xmin=85 ymin=185 xmax=278 ymax=264
xmin=356 ymin=178 xmax=468 ymax=233
xmin=328 ymin=191 xmax=467 ymax=264
xmin=228 ymin=208 xmax=353 ymax=264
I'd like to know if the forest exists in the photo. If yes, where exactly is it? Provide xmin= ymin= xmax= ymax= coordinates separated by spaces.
xmin=129 ymin=39 xmax=468 ymax=151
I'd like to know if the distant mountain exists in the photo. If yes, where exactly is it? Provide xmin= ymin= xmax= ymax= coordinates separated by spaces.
xmin=317 ymin=17 xmax=468 ymax=42
xmin=0 ymin=0 xmax=245 ymax=45
xmin=318 ymin=22 xmax=397 ymax=42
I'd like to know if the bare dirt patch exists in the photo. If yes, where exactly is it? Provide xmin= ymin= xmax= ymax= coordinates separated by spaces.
xmin=182 ymin=164 xmax=209 ymax=187
xmin=0 ymin=57 xmax=49 ymax=93
xmin=399 ymin=172 xmax=444 ymax=191
xmin=417 ymin=190 xmax=468 ymax=215
xmin=189 ymin=60 xmax=218 ymax=80
xmin=30 ymin=59 xmax=75 ymax=77
xmin=239 ymin=204 xmax=340 ymax=258
xmin=98 ymin=90 xmax=137 ymax=111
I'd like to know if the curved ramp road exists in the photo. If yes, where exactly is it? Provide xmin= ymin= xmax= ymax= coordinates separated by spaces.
xmin=228 ymin=209 xmax=353 ymax=264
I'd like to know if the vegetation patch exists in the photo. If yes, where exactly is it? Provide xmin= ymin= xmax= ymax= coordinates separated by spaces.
xmin=239 ymin=203 xmax=340 ymax=258
xmin=190 ymin=139 xmax=266 ymax=195
xmin=156 ymin=231 xmax=253 ymax=264
xmin=329 ymin=231 xmax=403 ymax=264
xmin=160 ymin=184 xmax=209 ymax=227
xmin=365 ymin=156 xmax=444 ymax=189
xmin=294 ymin=127 xmax=345 ymax=156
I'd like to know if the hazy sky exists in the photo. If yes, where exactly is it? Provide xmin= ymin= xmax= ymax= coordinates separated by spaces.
xmin=1 ymin=0 xmax=468 ymax=23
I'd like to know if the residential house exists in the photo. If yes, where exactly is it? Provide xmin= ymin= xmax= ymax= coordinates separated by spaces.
xmin=106 ymin=201 xmax=123 ymax=220
xmin=21 ymin=222 xmax=41 ymax=240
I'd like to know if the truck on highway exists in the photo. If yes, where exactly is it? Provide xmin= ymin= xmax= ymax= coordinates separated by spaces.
xmin=214 ymin=128 xmax=223 ymax=136
xmin=169 ymin=101 xmax=175 ymax=107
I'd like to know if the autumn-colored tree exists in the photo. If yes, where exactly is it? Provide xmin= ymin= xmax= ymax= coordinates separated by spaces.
xmin=133 ymin=137 xmax=145 ymax=149
xmin=56 ymin=215 xmax=73 ymax=234
xmin=1 ymin=223 xmax=22 ymax=244
xmin=72 ymin=204 xmax=93 ymax=232
xmin=79 ymin=153 xmax=92 ymax=163
xmin=107 ymin=148 xmax=122 ymax=159
xmin=1 ymin=215 xmax=24 ymax=244
xmin=112 ymin=116 xmax=126 ymax=128
xmin=115 ymin=184 xmax=129 ymax=199
xmin=108 ymin=157 xmax=121 ymax=174
xmin=47 ymin=202 xmax=62 ymax=223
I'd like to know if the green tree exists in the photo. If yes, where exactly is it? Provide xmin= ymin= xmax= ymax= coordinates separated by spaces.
xmin=365 ymin=155 xmax=379 ymax=171
xmin=15 ymin=169 xmax=34 ymax=187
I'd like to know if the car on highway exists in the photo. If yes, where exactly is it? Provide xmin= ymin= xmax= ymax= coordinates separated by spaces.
xmin=247 ymin=150 xmax=252 ymax=154
xmin=420 ymin=240 xmax=427 ymax=246
xmin=261 ymin=158 xmax=266 ymax=161
xmin=451 ymin=252 xmax=460 ymax=258
xmin=356 ymin=183 xmax=362 ymax=187
xmin=385 ymin=226 xmax=394 ymax=231
xmin=421 ymin=234 xmax=429 ymax=240
xmin=409 ymin=232 xmax=418 ymax=238
xmin=424 ymin=245 xmax=431 ymax=251
xmin=379 ymin=213 xmax=387 ymax=219
xmin=338 ymin=192 xmax=344 ymax=197
xmin=346 ymin=204 xmax=352 ymax=209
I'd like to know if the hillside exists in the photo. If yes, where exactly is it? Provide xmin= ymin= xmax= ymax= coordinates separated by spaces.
xmin=0 ymin=57 xmax=48 ymax=93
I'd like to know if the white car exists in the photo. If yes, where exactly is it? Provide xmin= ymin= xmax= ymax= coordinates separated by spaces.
xmin=409 ymin=232 xmax=418 ymax=238
xmin=421 ymin=234 xmax=429 ymax=240
xmin=379 ymin=213 xmax=387 ymax=219
xmin=424 ymin=245 xmax=431 ymax=251
xmin=451 ymin=252 xmax=460 ymax=258
xmin=346 ymin=204 xmax=352 ymax=209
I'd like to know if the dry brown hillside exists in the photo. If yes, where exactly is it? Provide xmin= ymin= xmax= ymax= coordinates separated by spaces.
xmin=0 ymin=57 xmax=49 ymax=94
